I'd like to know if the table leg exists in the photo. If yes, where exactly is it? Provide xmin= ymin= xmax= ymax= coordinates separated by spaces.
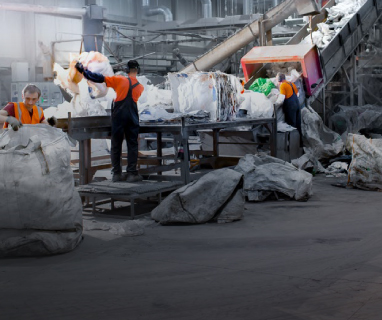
xmin=157 ymin=132 xmax=162 ymax=175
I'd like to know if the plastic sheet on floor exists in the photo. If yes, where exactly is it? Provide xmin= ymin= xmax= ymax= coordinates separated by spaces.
xmin=83 ymin=219 xmax=149 ymax=237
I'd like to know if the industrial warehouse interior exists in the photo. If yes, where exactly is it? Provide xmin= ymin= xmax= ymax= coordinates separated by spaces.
xmin=1 ymin=0 xmax=382 ymax=319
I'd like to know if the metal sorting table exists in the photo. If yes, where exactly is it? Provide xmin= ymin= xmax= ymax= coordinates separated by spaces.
xmin=77 ymin=180 xmax=183 ymax=219
xmin=57 ymin=113 xmax=277 ymax=186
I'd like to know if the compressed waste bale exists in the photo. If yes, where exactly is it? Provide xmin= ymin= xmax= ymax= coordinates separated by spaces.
xmin=236 ymin=154 xmax=313 ymax=201
xmin=346 ymin=134 xmax=382 ymax=190
xmin=168 ymin=71 xmax=242 ymax=121
xmin=0 ymin=125 xmax=83 ymax=257
xmin=151 ymin=168 xmax=243 ymax=224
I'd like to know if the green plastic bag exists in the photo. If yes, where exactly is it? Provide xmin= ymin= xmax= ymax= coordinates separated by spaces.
xmin=249 ymin=78 xmax=275 ymax=96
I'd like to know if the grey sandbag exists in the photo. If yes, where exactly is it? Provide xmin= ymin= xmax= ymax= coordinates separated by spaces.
xmin=151 ymin=168 xmax=243 ymax=224
xmin=0 ymin=125 xmax=83 ymax=257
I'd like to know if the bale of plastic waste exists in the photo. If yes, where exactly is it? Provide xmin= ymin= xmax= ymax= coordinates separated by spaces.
xmin=0 ymin=125 xmax=83 ymax=257
xmin=168 ymin=71 xmax=242 ymax=121
xmin=346 ymin=133 xmax=382 ymax=190
xmin=151 ymin=168 xmax=243 ymax=224
xmin=235 ymin=154 xmax=313 ymax=201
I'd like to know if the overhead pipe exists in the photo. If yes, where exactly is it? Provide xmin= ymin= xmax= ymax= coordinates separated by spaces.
xmin=0 ymin=2 xmax=86 ymax=17
xmin=243 ymin=0 xmax=253 ymax=15
xmin=199 ymin=0 xmax=212 ymax=18
xmin=142 ymin=0 xmax=173 ymax=22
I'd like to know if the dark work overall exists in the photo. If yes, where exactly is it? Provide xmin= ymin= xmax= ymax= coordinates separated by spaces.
xmin=111 ymin=77 xmax=140 ymax=175
xmin=282 ymin=81 xmax=302 ymax=140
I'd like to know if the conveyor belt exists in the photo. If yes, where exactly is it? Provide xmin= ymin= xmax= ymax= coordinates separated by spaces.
xmin=288 ymin=0 xmax=381 ymax=104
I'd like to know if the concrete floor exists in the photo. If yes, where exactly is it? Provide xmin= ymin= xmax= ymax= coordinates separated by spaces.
xmin=1 ymin=175 xmax=382 ymax=320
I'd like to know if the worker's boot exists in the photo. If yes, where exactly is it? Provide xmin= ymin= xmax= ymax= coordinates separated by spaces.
xmin=112 ymin=172 xmax=127 ymax=182
xmin=126 ymin=172 xmax=143 ymax=183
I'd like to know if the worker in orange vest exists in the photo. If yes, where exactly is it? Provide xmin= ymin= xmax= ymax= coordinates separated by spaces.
xmin=0 ymin=84 xmax=56 ymax=131
xmin=277 ymin=73 xmax=303 ymax=145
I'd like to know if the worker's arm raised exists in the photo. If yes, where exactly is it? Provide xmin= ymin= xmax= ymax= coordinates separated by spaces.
xmin=75 ymin=62 xmax=105 ymax=83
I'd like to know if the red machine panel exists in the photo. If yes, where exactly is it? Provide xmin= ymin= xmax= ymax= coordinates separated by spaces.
xmin=241 ymin=44 xmax=323 ymax=96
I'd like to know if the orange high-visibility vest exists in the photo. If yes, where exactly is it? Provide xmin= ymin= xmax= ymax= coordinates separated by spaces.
xmin=3 ymin=102 xmax=44 ymax=128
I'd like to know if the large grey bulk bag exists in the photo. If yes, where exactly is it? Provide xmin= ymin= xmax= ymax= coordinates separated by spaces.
xmin=0 ymin=125 xmax=83 ymax=257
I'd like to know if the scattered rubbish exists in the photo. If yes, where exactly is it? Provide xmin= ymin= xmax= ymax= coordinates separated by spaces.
xmin=83 ymin=219 xmax=150 ymax=237
xmin=326 ymin=161 xmax=348 ymax=174
xmin=292 ymin=152 xmax=327 ymax=174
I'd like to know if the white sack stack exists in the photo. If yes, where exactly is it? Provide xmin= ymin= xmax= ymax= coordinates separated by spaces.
xmin=235 ymin=154 xmax=313 ymax=201
xmin=0 ymin=125 xmax=83 ymax=257
xmin=168 ymin=72 xmax=242 ymax=121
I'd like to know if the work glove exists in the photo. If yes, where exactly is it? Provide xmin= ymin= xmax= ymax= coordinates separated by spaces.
xmin=75 ymin=61 xmax=85 ymax=74
xmin=6 ymin=116 xmax=23 ymax=131
xmin=47 ymin=116 xmax=57 ymax=127
xmin=75 ymin=61 xmax=105 ymax=83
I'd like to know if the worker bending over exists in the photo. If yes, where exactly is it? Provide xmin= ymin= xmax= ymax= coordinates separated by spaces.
xmin=75 ymin=60 xmax=144 ymax=183
xmin=0 ymin=84 xmax=56 ymax=130
xmin=277 ymin=73 xmax=302 ymax=142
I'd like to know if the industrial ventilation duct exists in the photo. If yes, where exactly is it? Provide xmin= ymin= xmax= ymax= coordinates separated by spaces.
xmin=199 ymin=0 xmax=212 ymax=18
xmin=142 ymin=0 xmax=173 ymax=22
